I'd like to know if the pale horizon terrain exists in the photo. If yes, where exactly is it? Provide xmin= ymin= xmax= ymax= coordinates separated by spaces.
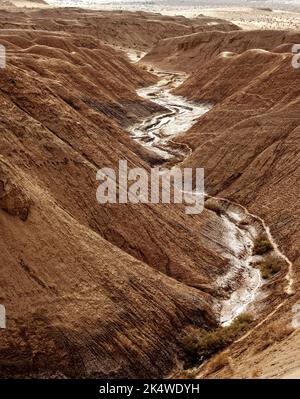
xmin=4 ymin=0 xmax=300 ymax=30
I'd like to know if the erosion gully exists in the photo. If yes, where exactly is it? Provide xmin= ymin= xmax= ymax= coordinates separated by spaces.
xmin=126 ymin=57 xmax=294 ymax=327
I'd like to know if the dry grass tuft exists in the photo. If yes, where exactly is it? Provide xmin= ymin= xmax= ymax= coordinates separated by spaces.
xmin=251 ymin=368 xmax=262 ymax=378
xmin=256 ymin=255 xmax=281 ymax=279
xmin=238 ymin=219 xmax=249 ymax=227
xmin=252 ymin=234 xmax=273 ymax=255
xmin=207 ymin=353 xmax=230 ymax=374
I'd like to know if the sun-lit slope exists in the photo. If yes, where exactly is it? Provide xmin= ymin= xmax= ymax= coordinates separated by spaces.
xmin=174 ymin=48 xmax=286 ymax=103
xmin=0 ymin=8 xmax=239 ymax=51
xmin=142 ymin=29 xmax=300 ymax=72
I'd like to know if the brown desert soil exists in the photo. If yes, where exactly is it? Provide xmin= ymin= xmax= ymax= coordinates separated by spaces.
xmin=0 ymin=7 xmax=245 ymax=378
xmin=0 ymin=6 xmax=299 ymax=379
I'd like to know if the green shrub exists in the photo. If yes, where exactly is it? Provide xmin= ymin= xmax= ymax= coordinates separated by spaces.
xmin=257 ymin=255 xmax=281 ymax=279
xmin=252 ymin=234 xmax=273 ymax=255
xmin=181 ymin=313 xmax=253 ymax=361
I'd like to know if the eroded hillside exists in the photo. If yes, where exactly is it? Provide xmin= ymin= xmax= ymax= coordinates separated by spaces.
xmin=0 ymin=8 xmax=247 ymax=378
xmin=0 ymin=7 xmax=299 ymax=379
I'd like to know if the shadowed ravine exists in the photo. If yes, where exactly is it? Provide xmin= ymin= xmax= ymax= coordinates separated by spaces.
xmin=127 ymin=64 xmax=294 ymax=327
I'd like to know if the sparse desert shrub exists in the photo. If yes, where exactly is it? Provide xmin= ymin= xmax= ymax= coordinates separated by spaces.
xmin=230 ymin=313 xmax=254 ymax=330
xmin=239 ymin=219 xmax=249 ymax=227
xmin=258 ymin=7 xmax=273 ymax=12
xmin=180 ymin=331 xmax=200 ymax=358
xmin=207 ymin=353 xmax=229 ymax=374
xmin=181 ymin=313 xmax=253 ymax=362
xmin=257 ymin=255 xmax=281 ymax=279
xmin=204 ymin=198 xmax=223 ymax=215
xmin=178 ymin=369 xmax=197 ymax=379
xmin=252 ymin=234 xmax=273 ymax=255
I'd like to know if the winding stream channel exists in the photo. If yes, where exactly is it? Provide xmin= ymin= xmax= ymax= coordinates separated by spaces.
xmin=128 ymin=71 xmax=211 ymax=161
xmin=126 ymin=62 xmax=294 ymax=326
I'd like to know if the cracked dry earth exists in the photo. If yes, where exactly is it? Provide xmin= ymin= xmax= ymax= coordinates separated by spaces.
xmin=0 ymin=6 xmax=299 ymax=379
